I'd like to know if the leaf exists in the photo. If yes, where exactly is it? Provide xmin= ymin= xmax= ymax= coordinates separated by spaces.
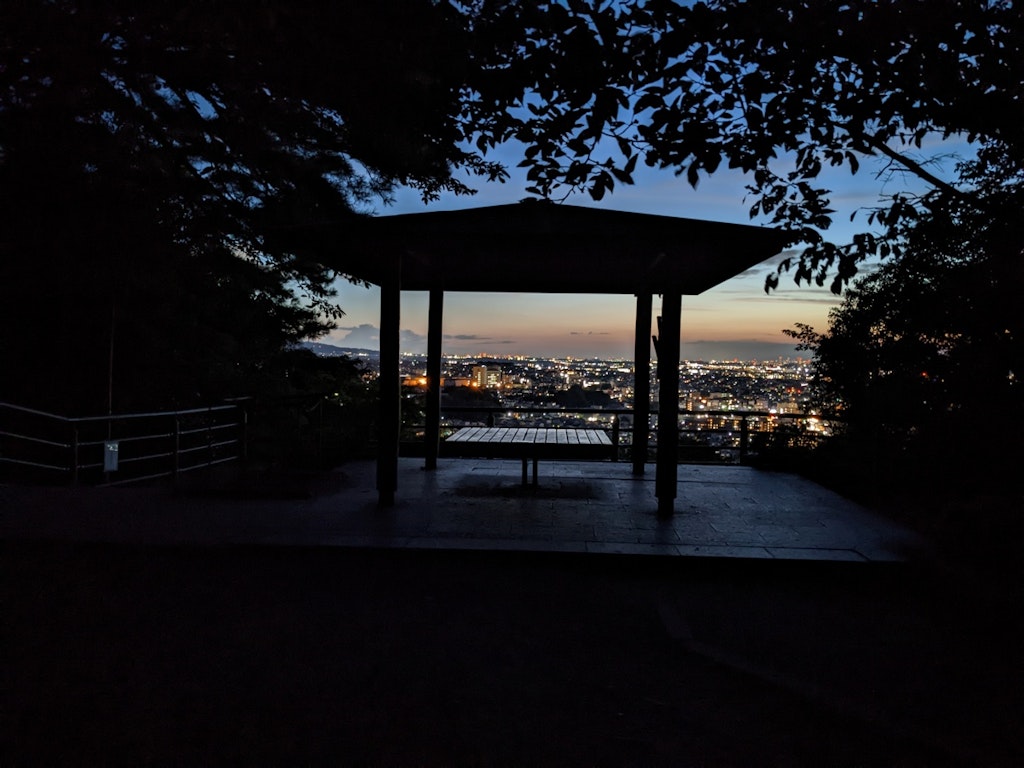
xmin=611 ymin=167 xmax=634 ymax=185
xmin=686 ymin=163 xmax=700 ymax=188
xmin=634 ymin=91 xmax=663 ymax=113
xmin=566 ymin=137 xmax=590 ymax=156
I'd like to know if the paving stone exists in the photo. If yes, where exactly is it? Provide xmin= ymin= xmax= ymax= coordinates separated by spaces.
xmin=675 ymin=544 xmax=775 ymax=559
xmin=1 ymin=458 xmax=931 ymax=563
xmin=584 ymin=541 xmax=681 ymax=556
xmin=766 ymin=547 xmax=867 ymax=562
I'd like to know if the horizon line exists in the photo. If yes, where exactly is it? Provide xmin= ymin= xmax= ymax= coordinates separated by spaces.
xmin=302 ymin=341 xmax=810 ymax=364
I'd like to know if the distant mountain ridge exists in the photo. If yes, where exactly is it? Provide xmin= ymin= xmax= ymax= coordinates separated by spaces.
xmin=299 ymin=341 xmax=378 ymax=359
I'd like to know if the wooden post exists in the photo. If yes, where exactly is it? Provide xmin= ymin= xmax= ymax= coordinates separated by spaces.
xmin=377 ymin=256 xmax=401 ymax=507
xmin=424 ymin=288 xmax=443 ymax=470
xmin=632 ymin=292 xmax=652 ymax=475
xmin=655 ymin=292 xmax=681 ymax=517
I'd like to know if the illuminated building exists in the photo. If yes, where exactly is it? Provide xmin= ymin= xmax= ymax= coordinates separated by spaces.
xmin=471 ymin=364 xmax=503 ymax=389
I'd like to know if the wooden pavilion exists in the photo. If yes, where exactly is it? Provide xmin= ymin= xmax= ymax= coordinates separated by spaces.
xmin=335 ymin=200 xmax=790 ymax=516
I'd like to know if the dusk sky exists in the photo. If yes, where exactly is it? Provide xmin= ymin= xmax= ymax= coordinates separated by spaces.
xmin=322 ymin=137 xmax=961 ymax=360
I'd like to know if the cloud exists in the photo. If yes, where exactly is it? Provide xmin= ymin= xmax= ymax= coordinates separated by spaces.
xmin=569 ymin=331 xmax=610 ymax=336
xmin=400 ymin=329 xmax=426 ymax=351
xmin=333 ymin=323 xmax=378 ymax=346
xmin=734 ymin=249 xmax=805 ymax=278
xmin=771 ymin=295 xmax=845 ymax=305
xmin=443 ymin=334 xmax=517 ymax=348
xmin=717 ymin=291 xmax=842 ymax=306
xmin=327 ymin=323 xmax=426 ymax=352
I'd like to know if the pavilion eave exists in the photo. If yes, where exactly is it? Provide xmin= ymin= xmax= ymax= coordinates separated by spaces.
xmin=332 ymin=201 xmax=792 ymax=294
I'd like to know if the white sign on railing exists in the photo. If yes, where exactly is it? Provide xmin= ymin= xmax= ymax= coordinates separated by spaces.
xmin=103 ymin=441 xmax=119 ymax=472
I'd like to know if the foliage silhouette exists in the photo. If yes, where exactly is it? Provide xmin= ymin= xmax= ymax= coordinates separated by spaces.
xmin=784 ymin=153 xmax=1022 ymax=537
xmin=5 ymin=0 xmax=1021 ymax=462
xmin=554 ymin=384 xmax=613 ymax=410
xmin=460 ymin=0 xmax=1023 ymax=292
xmin=440 ymin=386 xmax=501 ymax=424
xmin=458 ymin=0 xmax=1023 ymax=529
xmin=242 ymin=349 xmax=379 ymax=470
xmin=1 ymin=0 xmax=503 ymax=413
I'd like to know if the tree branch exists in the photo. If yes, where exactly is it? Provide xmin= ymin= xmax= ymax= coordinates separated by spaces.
xmin=851 ymin=127 xmax=969 ymax=201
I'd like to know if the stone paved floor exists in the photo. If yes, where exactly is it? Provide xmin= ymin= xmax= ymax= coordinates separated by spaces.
xmin=2 ymin=459 xmax=930 ymax=562
xmin=6 ymin=462 xmax=1021 ymax=765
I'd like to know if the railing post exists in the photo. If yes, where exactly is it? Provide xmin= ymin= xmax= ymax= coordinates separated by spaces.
xmin=317 ymin=397 xmax=325 ymax=467
xmin=740 ymin=415 xmax=749 ymax=464
xmin=102 ymin=414 xmax=111 ymax=485
xmin=71 ymin=426 xmax=79 ymax=486
xmin=611 ymin=415 xmax=620 ymax=461
xmin=240 ymin=405 xmax=248 ymax=463
xmin=172 ymin=415 xmax=180 ymax=479
xmin=487 ymin=411 xmax=495 ymax=428
xmin=632 ymin=292 xmax=652 ymax=475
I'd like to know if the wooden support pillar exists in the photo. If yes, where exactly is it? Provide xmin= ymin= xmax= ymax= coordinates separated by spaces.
xmin=424 ymin=288 xmax=443 ymax=470
xmin=632 ymin=292 xmax=652 ymax=475
xmin=655 ymin=291 xmax=681 ymax=518
xmin=376 ymin=256 xmax=401 ymax=507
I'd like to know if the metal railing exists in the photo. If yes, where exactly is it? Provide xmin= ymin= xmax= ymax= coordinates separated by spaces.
xmin=406 ymin=403 xmax=833 ymax=464
xmin=1 ymin=401 xmax=246 ymax=486
xmin=2 ymin=397 xmax=831 ymax=484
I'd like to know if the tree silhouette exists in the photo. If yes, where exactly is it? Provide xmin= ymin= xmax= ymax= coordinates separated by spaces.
xmin=786 ymin=144 xmax=1022 ymax=495
xmin=461 ymin=0 xmax=1023 ymax=292
xmin=1 ymin=1 xmax=504 ymax=412
xmin=5 ymin=0 xmax=1021 ymax=421
xmin=460 ymin=1 xmax=1022 ymax=510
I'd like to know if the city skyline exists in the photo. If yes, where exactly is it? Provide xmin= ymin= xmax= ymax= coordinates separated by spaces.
xmin=322 ymin=135 xmax=965 ymax=359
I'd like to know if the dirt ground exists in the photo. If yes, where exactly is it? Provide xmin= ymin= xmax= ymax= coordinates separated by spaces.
xmin=3 ymin=542 xmax=1021 ymax=766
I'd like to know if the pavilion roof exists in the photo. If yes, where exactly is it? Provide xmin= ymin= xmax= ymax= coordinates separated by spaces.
xmin=334 ymin=200 xmax=791 ymax=294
